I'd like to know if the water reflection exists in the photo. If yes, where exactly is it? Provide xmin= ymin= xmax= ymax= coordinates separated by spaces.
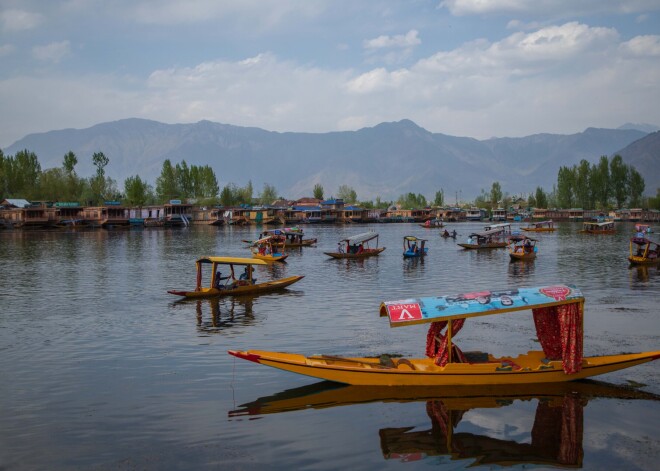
xmin=629 ymin=265 xmax=658 ymax=284
xmin=507 ymin=258 xmax=535 ymax=280
xmin=229 ymin=380 xmax=659 ymax=468
xmin=194 ymin=297 xmax=255 ymax=332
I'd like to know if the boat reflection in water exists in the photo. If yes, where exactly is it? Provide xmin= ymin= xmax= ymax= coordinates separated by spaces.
xmin=229 ymin=381 xmax=658 ymax=468
xmin=194 ymin=297 xmax=255 ymax=331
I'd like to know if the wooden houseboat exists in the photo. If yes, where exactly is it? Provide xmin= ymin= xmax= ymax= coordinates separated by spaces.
xmin=491 ymin=208 xmax=507 ymax=221
xmin=465 ymin=207 xmax=486 ymax=221
xmin=82 ymin=203 xmax=130 ymax=228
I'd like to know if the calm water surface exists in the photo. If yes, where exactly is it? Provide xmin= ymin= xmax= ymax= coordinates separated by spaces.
xmin=1 ymin=222 xmax=658 ymax=470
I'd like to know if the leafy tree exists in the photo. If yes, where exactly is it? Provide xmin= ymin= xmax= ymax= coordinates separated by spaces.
xmin=434 ymin=189 xmax=444 ymax=207
xmin=239 ymin=180 xmax=253 ymax=204
xmin=38 ymin=168 xmax=66 ymax=201
xmin=6 ymin=149 xmax=42 ymax=199
xmin=313 ymin=183 xmax=324 ymax=200
xmin=574 ymin=160 xmax=592 ymax=209
xmin=490 ymin=181 xmax=502 ymax=208
xmin=590 ymin=156 xmax=610 ymax=209
xmin=0 ymin=149 xmax=7 ymax=197
xmin=176 ymin=160 xmax=192 ymax=198
xmin=474 ymin=188 xmax=489 ymax=208
xmin=90 ymin=151 xmax=110 ymax=202
xmin=556 ymin=166 xmax=575 ymax=208
xmin=648 ymin=188 xmax=660 ymax=210
xmin=220 ymin=183 xmax=237 ymax=207
xmin=63 ymin=151 xmax=77 ymax=175
xmin=527 ymin=193 xmax=536 ymax=208
xmin=155 ymin=159 xmax=179 ymax=202
xmin=259 ymin=183 xmax=278 ymax=205
xmin=534 ymin=186 xmax=548 ymax=209
xmin=201 ymin=165 xmax=219 ymax=198
xmin=609 ymin=155 xmax=629 ymax=208
xmin=124 ymin=175 xmax=151 ymax=207
xmin=628 ymin=167 xmax=645 ymax=208
xmin=337 ymin=184 xmax=357 ymax=204
xmin=397 ymin=193 xmax=427 ymax=209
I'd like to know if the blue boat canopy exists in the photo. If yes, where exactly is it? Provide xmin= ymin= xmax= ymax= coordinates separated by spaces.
xmin=379 ymin=284 xmax=584 ymax=327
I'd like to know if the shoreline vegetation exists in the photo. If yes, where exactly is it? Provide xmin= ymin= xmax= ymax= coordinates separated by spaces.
xmin=1 ymin=149 xmax=658 ymax=229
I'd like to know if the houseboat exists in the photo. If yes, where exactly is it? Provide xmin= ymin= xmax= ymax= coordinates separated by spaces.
xmin=491 ymin=208 xmax=507 ymax=221
xmin=82 ymin=203 xmax=130 ymax=228
xmin=465 ymin=207 xmax=485 ymax=221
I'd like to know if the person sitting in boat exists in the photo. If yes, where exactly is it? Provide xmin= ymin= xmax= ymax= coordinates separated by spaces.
xmin=523 ymin=238 xmax=533 ymax=253
xmin=411 ymin=242 xmax=418 ymax=253
xmin=337 ymin=242 xmax=344 ymax=253
xmin=357 ymin=243 xmax=364 ymax=254
xmin=239 ymin=267 xmax=255 ymax=284
xmin=443 ymin=229 xmax=450 ymax=237
xmin=451 ymin=230 xmax=457 ymax=238
xmin=214 ymin=271 xmax=230 ymax=289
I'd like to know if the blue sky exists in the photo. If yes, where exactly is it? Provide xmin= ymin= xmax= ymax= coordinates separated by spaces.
xmin=1 ymin=0 xmax=659 ymax=147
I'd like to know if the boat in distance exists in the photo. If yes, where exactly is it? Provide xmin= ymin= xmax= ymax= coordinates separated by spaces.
xmin=628 ymin=236 xmax=660 ymax=266
xmin=580 ymin=221 xmax=616 ymax=234
xmin=250 ymin=236 xmax=289 ymax=262
xmin=324 ymin=231 xmax=385 ymax=259
xmin=457 ymin=228 xmax=508 ymax=249
xmin=522 ymin=220 xmax=556 ymax=232
xmin=229 ymin=284 xmax=659 ymax=386
xmin=167 ymin=256 xmax=303 ymax=298
xmin=508 ymin=234 xmax=538 ymax=261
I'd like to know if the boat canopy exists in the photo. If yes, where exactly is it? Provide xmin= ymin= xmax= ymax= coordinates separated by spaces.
xmin=252 ymin=236 xmax=276 ymax=246
xmin=267 ymin=227 xmax=302 ymax=235
xmin=343 ymin=232 xmax=379 ymax=245
xmin=469 ymin=228 xmax=506 ymax=238
xmin=404 ymin=236 xmax=427 ymax=242
xmin=583 ymin=221 xmax=613 ymax=228
xmin=532 ymin=220 xmax=553 ymax=227
xmin=196 ymin=256 xmax=268 ymax=266
xmin=484 ymin=223 xmax=511 ymax=231
xmin=508 ymin=234 xmax=537 ymax=243
xmin=379 ymin=284 xmax=583 ymax=327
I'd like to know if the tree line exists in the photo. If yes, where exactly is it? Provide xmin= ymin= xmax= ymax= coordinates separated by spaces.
xmin=2 ymin=148 xmax=656 ymax=210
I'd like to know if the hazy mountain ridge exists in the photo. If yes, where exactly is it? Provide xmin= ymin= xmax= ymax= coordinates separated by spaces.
xmin=3 ymin=118 xmax=656 ymax=199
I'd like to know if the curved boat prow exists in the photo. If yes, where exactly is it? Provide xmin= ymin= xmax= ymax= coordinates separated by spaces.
xmin=229 ymin=350 xmax=262 ymax=364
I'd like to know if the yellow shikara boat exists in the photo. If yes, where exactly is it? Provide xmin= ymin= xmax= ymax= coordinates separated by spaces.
xmin=167 ymin=256 xmax=303 ymax=299
xmin=508 ymin=234 xmax=538 ymax=261
xmin=229 ymin=284 xmax=659 ymax=386
xmin=522 ymin=220 xmax=555 ymax=232
xmin=325 ymin=231 xmax=385 ymax=259
xmin=628 ymin=236 xmax=660 ymax=266
xmin=251 ymin=236 xmax=289 ymax=262
xmin=457 ymin=228 xmax=507 ymax=249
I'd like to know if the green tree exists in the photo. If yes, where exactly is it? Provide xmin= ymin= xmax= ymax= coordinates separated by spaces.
xmin=8 ymin=149 xmax=42 ymax=199
xmin=0 ymin=149 xmax=7 ymax=196
xmin=63 ymin=151 xmax=77 ymax=175
xmin=556 ymin=166 xmax=575 ymax=208
xmin=38 ymin=168 xmax=66 ymax=201
xmin=434 ymin=189 xmax=444 ymax=207
xmin=90 ymin=151 xmax=109 ymax=202
xmin=259 ymin=183 xmax=278 ymax=205
xmin=124 ymin=175 xmax=151 ymax=207
xmin=220 ymin=183 xmax=237 ymax=207
xmin=238 ymin=180 xmax=253 ymax=204
xmin=490 ymin=181 xmax=502 ymax=208
xmin=609 ymin=155 xmax=629 ymax=208
xmin=534 ymin=186 xmax=548 ymax=209
xmin=590 ymin=156 xmax=610 ymax=209
xmin=155 ymin=159 xmax=179 ymax=202
xmin=176 ymin=160 xmax=192 ymax=198
xmin=575 ymin=160 xmax=592 ymax=209
xmin=201 ymin=165 xmax=219 ymax=198
xmin=628 ymin=167 xmax=645 ymax=208
xmin=313 ymin=183 xmax=324 ymax=200
xmin=337 ymin=184 xmax=357 ymax=204
xmin=527 ymin=193 xmax=536 ymax=208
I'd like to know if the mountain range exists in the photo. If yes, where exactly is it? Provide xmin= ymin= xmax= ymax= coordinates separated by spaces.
xmin=3 ymin=118 xmax=659 ymax=200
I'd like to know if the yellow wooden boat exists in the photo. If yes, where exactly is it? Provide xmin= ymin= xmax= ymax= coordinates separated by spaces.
xmin=250 ymin=236 xmax=289 ymax=262
xmin=580 ymin=221 xmax=616 ymax=234
xmin=522 ymin=220 xmax=555 ymax=232
xmin=229 ymin=284 xmax=659 ymax=385
xmin=457 ymin=228 xmax=507 ymax=249
xmin=508 ymin=234 xmax=537 ymax=261
xmin=168 ymin=256 xmax=303 ymax=298
xmin=325 ymin=231 xmax=385 ymax=259
xmin=628 ymin=236 xmax=660 ymax=265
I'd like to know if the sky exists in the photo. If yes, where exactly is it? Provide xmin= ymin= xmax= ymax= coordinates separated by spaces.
xmin=1 ymin=0 xmax=660 ymax=148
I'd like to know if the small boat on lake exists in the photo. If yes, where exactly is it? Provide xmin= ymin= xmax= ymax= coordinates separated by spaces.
xmin=167 ymin=256 xmax=303 ymax=299
xmin=635 ymin=224 xmax=652 ymax=234
xmin=522 ymin=220 xmax=555 ymax=232
xmin=457 ymin=228 xmax=507 ymax=249
xmin=483 ymin=222 xmax=512 ymax=235
xmin=229 ymin=284 xmax=659 ymax=386
xmin=268 ymin=227 xmax=317 ymax=247
xmin=508 ymin=234 xmax=538 ymax=261
xmin=403 ymin=236 xmax=428 ymax=258
xmin=580 ymin=221 xmax=615 ymax=234
xmin=324 ymin=232 xmax=385 ymax=259
xmin=251 ymin=236 xmax=289 ymax=262
xmin=628 ymin=236 xmax=660 ymax=266
xmin=419 ymin=219 xmax=443 ymax=228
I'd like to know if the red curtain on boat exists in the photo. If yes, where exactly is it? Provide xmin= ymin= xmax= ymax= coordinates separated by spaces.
xmin=532 ymin=303 xmax=583 ymax=374
xmin=426 ymin=319 xmax=467 ymax=366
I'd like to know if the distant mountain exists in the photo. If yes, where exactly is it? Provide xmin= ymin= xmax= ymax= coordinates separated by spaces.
xmin=3 ymin=118 xmax=655 ymax=200
xmin=617 ymin=123 xmax=660 ymax=133
xmin=614 ymin=131 xmax=660 ymax=191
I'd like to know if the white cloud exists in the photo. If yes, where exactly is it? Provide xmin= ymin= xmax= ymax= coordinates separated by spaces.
xmin=364 ymin=30 xmax=421 ymax=50
xmin=0 ymin=44 xmax=15 ymax=56
xmin=32 ymin=40 xmax=71 ymax=63
xmin=0 ymin=8 xmax=43 ymax=32
xmin=440 ymin=0 xmax=660 ymax=16
xmin=620 ymin=35 xmax=660 ymax=56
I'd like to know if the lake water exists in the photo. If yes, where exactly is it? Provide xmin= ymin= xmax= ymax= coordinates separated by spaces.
xmin=1 ymin=222 xmax=658 ymax=470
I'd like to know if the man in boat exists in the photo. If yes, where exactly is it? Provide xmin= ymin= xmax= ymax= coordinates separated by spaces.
xmin=239 ymin=267 xmax=255 ymax=285
xmin=523 ymin=238 xmax=533 ymax=253
xmin=451 ymin=230 xmax=457 ymax=238
xmin=337 ymin=242 xmax=344 ymax=253
xmin=214 ymin=271 xmax=230 ymax=289
xmin=443 ymin=229 xmax=450 ymax=237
